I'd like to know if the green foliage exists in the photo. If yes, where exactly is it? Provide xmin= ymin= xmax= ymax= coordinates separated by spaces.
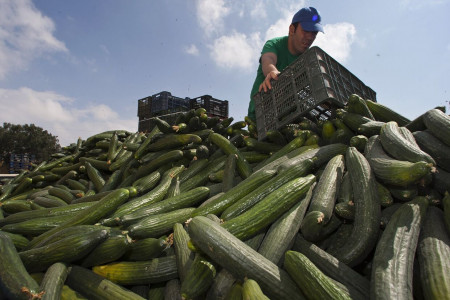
xmin=0 ymin=123 xmax=61 ymax=166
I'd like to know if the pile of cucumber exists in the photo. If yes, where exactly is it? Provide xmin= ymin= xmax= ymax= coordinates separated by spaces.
xmin=0 ymin=96 xmax=449 ymax=300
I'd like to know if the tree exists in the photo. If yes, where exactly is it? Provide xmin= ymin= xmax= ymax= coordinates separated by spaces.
xmin=0 ymin=123 xmax=61 ymax=168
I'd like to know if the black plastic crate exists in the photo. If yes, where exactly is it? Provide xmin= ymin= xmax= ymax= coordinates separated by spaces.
xmin=190 ymin=95 xmax=228 ymax=119
xmin=138 ymin=91 xmax=190 ymax=120
xmin=254 ymin=46 xmax=376 ymax=141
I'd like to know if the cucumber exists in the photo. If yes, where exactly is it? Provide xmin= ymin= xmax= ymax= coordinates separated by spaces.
xmin=0 ymin=231 xmax=42 ymax=300
xmin=84 ymin=161 xmax=106 ymax=192
xmin=66 ymin=265 xmax=146 ymax=300
xmin=191 ymin=168 xmax=277 ymax=217
xmin=347 ymin=94 xmax=375 ymax=119
xmin=122 ymin=236 xmax=168 ymax=261
xmin=187 ymin=216 xmax=305 ymax=300
xmin=119 ymin=186 xmax=210 ymax=226
xmin=80 ymin=233 xmax=131 ymax=267
xmin=92 ymin=255 xmax=178 ymax=285
xmin=1 ymin=214 xmax=70 ymax=236
xmin=370 ymin=197 xmax=428 ymax=300
xmin=242 ymin=278 xmax=270 ymax=300
xmin=379 ymin=121 xmax=435 ymax=165
xmin=180 ymin=253 xmax=217 ymax=299
xmin=284 ymin=250 xmax=352 ymax=300
xmin=222 ymin=154 xmax=237 ymax=192
xmin=257 ymin=182 xmax=315 ymax=265
xmin=221 ymin=158 xmax=314 ymax=220
xmin=0 ymin=231 xmax=30 ymax=250
xmin=327 ymin=147 xmax=380 ymax=267
xmin=365 ymin=135 xmax=434 ymax=187
xmin=19 ymin=228 xmax=109 ymax=272
xmin=422 ymin=108 xmax=450 ymax=146
xmin=292 ymin=234 xmax=370 ymax=300
xmin=25 ymin=188 xmax=130 ymax=249
xmin=222 ymin=174 xmax=316 ymax=241
xmin=300 ymin=155 xmax=344 ymax=242
xmin=209 ymin=132 xmax=253 ymax=179
xmin=336 ymin=108 xmax=372 ymax=132
xmin=127 ymin=207 xmax=196 ymax=239
xmin=413 ymin=130 xmax=450 ymax=172
xmin=147 ymin=133 xmax=202 ymax=151
xmin=40 ymin=262 xmax=69 ymax=300
xmin=134 ymin=149 xmax=184 ymax=178
xmin=103 ymin=166 xmax=184 ymax=224
xmin=173 ymin=223 xmax=195 ymax=283
xmin=417 ymin=206 xmax=450 ymax=300
xmin=365 ymin=99 xmax=410 ymax=125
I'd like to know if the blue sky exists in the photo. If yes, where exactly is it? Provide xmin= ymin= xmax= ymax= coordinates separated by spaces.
xmin=0 ymin=0 xmax=449 ymax=146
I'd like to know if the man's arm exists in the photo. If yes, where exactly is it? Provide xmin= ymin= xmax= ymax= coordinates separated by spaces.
xmin=259 ymin=52 xmax=280 ymax=92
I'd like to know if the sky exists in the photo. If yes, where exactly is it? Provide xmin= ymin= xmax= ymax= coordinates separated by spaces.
xmin=0 ymin=0 xmax=449 ymax=147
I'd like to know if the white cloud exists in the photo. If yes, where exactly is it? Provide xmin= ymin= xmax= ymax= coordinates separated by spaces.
xmin=209 ymin=31 xmax=262 ymax=71
xmin=313 ymin=23 xmax=357 ymax=63
xmin=0 ymin=0 xmax=68 ymax=79
xmin=264 ymin=11 xmax=292 ymax=41
xmin=250 ymin=2 xmax=267 ymax=19
xmin=184 ymin=44 xmax=199 ymax=56
xmin=195 ymin=0 xmax=230 ymax=37
xmin=0 ymin=87 xmax=137 ymax=147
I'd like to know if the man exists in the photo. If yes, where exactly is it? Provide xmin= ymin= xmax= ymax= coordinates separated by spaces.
xmin=248 ymin=7 xmax=324 ymax=121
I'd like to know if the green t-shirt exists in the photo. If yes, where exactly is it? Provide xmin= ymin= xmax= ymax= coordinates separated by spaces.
xmin=248 ymin=36 xmax=299 ymax=121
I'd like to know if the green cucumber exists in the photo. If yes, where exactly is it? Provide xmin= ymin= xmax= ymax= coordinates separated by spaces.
xmin=180 ymin=253 xmax=217 ymax=299
xmin=66 ymin=265 xmax=146 ymax=300
xmin=0 ymin=201 xmax=95 ymax=227
xmin=300 ymin=154 xmax=344 ymax=242
xmin=187 ymin=216 xmax=305 ymax=300
xmin=413 ymin=130 xmax=450 ymax=172
xmin=119 ymin=186 xmax=210 ymax=226
xmin=25 ymin=188 xmax=130 ymax=249
xmin=257 ymin=182 xmax=315 ymax=265
xmin=19 ymin=228 xmax=109 ymax=272
xmin=209 ymin=132 xmax=252 ymax=179
xmin=365 ymin=99 xmax=410 ymax=125
xmin=221 ymin=158 xmax=314 ymax=221
xmin=147 ymin=133 xmax=202 ymax=151
xmin=0 ymin=231 xmax=42 ymax=300
xmin=292 ymin=234 xmax=370 ymax=300
xmin=173 ymin=223 xmax=195 ymax=283
xmin=327 ymin=147 xmax=380 ymax=267
xmin=365 ymin=135 xmax=434 ymax=187
xmin=241 ymin=278 xmax=270 ymax=300
xmin=284 ymin=250 xmax=352 ymax=300
xmin=222 ymin=174 xmax=316 ymax=241
xmin=370 ymin=197 xmax=428 ymax=300
xmin=417 ymin=206 xmax=450 ymax=300
xmin=80 ymin=233 xmax=131 ymax=267
xmin=379 ymin=121 xmax=435 ymax=165
xmin=135 ymin=149 xmax=184 ymax=178
xmin=40 ymin=262 xmax=69 ymax=300
xmin=191 ymin=168 xmax=277 ymax=217
xmin=127 ymin=207 xmax=196 ymax=239
xmin=92 ymin=255 xmax=178 ymax=285
xmin=123 ymin=236 xmax=168 ymax=261
xmin=422 ymin=108 xmax=450 ymax=146
xmin=347 ymin=94 xmax=375 ymax=120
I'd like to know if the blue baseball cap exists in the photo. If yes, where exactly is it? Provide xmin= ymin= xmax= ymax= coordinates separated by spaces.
xmin=292 ymin=7 xmax=324 ymax=33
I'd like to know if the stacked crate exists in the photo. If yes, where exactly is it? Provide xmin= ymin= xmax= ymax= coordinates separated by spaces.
xmin=138 ymin=91 xmax=229 ymax=132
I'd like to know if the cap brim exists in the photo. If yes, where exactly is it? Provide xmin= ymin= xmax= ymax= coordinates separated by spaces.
xmin=301 ymin=22 xmax=324 ymax=33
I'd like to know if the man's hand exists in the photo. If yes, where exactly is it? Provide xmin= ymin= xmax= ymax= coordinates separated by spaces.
xmin=259 ymin=70 xmax=280 ymax=93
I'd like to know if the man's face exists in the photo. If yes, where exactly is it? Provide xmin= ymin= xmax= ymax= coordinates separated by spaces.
xmin=290 ymin=23 xmax=318 ymax=54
